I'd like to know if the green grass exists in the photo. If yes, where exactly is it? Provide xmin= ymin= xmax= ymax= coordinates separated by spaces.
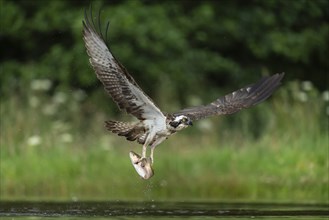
xmin=1 ymin=135 xmax=327 ymax=202
xmin=0 ymin=81 xmax=328 ymax=202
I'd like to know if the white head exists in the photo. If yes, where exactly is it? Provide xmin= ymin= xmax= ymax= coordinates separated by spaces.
xmin=169 ymin=115 xmax=193 ymax=131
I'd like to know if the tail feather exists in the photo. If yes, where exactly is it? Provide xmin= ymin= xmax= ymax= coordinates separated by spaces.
xmin=105 ymin=120 xmax=146 ymax=144
xmin=105 ymin=120 xmax=135 ymax=135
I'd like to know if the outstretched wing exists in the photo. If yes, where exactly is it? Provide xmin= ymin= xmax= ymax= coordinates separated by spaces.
xmin=82 ymin=8 xmax=165 ymax=122
xmin=174 ymin=73 xmax=284 ymax=121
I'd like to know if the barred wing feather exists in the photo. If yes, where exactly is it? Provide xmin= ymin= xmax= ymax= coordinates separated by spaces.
xmin=174 ymin=73 xmax=284 ymax=121
xmin=82 ymin=9 xmax=165 ymax=122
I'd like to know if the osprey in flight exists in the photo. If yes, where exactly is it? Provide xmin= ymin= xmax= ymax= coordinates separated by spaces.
xmin=83 ymin=9 xmax=284 ymax=179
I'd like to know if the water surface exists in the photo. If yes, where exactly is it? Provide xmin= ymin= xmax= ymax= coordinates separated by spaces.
xmin=0 ymin=201 xmax=328 ymax=219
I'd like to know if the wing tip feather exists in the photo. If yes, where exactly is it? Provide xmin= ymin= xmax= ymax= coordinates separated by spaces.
xmin=173 ymin=73 xmax=285 ymax=120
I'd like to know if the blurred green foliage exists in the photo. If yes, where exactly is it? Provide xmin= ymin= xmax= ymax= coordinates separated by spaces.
xmin=1 ymin=0 xmax=328 ymax=103
xmin=1 ymin=79 xmax=328 ymax=201
xmin=1 ymin=0 xmax=328 ymax=202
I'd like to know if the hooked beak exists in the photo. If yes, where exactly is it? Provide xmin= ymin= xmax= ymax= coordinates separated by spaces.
xmin=188 ymin=120 xmax=193 ymax=126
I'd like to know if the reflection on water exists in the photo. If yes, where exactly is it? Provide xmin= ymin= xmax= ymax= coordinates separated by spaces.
xmin=0 ymin=201 xmax=328 ymax=219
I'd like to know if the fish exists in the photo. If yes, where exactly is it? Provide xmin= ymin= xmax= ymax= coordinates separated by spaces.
xmin=129 ymin=151 xmax=154 ymax=179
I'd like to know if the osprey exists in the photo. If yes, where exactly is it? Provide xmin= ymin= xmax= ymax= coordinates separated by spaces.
xmin=82 ymin=9 xmax=284 ymax=179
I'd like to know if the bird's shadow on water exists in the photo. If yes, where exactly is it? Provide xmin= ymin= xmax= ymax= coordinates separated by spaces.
xmin=0 ymin=201 xmax=328 ymax=218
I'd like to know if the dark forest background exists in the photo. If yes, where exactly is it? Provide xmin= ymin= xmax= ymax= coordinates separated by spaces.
xmin=1 ymin=0 xmax=328 ymax=101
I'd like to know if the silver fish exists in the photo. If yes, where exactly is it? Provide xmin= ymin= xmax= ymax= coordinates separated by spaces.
xmin=129 ymin=151 xmax=154 ymax=179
